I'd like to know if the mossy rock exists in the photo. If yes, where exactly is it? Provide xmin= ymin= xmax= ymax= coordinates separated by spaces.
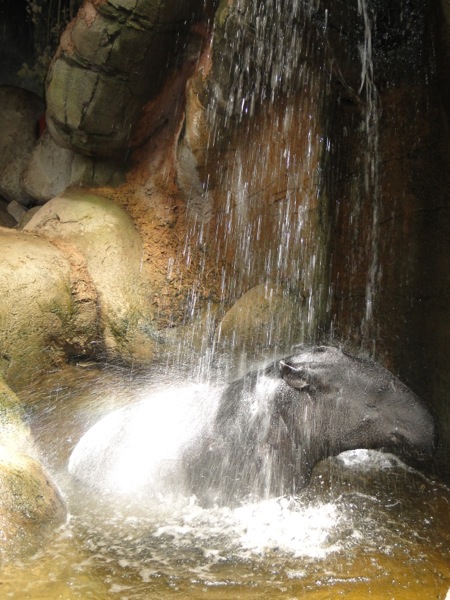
xmin=0 ymin=446 xmax=66 ymax=559
xmin=0 ymin=378 xmax=66 ymax=559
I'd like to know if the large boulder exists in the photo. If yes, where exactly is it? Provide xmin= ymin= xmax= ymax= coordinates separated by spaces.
xmin=217 ymin=284 xmax=304 ymax=359
xmin=24 ymin=189 xmax=156 ymax=363
xmin=0 ymin=227 xmax=97 ymax=388
xmin=0 ymin=447 xmax=66 ymax=558
xmin=0 ymin=86 xmax=44 ymax=205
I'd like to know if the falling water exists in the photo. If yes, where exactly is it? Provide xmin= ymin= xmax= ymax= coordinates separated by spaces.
xmin=172 ymin=0 xmax=335 ymax=376
xmin=357 ymin=0 xmax=381 ymax=348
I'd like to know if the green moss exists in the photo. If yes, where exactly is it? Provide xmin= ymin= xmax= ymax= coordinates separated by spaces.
xmin=215 ymin=0 xmax=232 ymax=29
xmin=0 ymin=379 xmax=28 ymax=437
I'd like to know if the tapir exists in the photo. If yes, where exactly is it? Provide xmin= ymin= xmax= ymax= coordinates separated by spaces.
xmin=183 ymin=345 xmax=435 ymax=505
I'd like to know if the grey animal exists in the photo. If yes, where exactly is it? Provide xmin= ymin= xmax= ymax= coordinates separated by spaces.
xmin=184 ymin=345 xmax=435 ymax=505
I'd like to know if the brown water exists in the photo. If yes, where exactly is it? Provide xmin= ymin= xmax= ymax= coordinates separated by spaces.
xmin=3 ymin=365 xmax=449 ymax=600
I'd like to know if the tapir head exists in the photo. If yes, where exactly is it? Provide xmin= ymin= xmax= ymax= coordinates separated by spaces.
xmin=276 ymin=346 xmax=435 ymax=469
xmin=187 ymin=345 xmax=435 ymax=505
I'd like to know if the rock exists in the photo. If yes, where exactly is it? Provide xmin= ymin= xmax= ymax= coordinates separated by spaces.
xmin=0 ymin=228 xmax=99 ymax=388
xmin=0 ymin=378 xmax=35 ymax=455
xmin=20 ymin=130 xmax=74 ymax=203
xmin=161 ymin=302 xmax=220 ymax=354
xmin=45 ymin=0 xmax=204 ymax=157
xmin=16 ymin=206 xmax=41 ymax=229
xmin=0 ymin=190 xmax=157 ymax=387
xmin=70 ymin=152 xmax=124 ymax=189
xmin=0 ymin=377 xmax=66 ymax=559
xmin=6 ymin=199 xmax=27 ymax=222
xmin=0 ymin=86 xmax=44 ymax=205
xmin=24 ymin=189 xmax=156 ymax=364
xmin=217 ymin=284 xmax=303 ymax=358
xmin=21 ymin=130 xmax=124 ymax=205
xmin=0 ymin=198 xmax=16 ymax=228
xmin=0 ymin=447 xmax=66 ymax=558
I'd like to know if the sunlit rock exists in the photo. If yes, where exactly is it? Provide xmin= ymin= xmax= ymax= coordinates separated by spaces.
xmin=24 ymin=189 xmax=156 ymax=364
xmin=0 ymin=378 xmax=34 ymax=453
xmin=0 ymin=228 xmax=98 ymax=388
xmin=0 ymin=446 xmax=66 ymax=558
xmin=0 ymin=377 xmax=66 ymax=559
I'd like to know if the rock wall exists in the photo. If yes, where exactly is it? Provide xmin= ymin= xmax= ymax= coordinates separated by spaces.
xmin=45 ymin=0 xmax=207 ymax=157
xmin=326 ymin=0 xmax=450 ymax=477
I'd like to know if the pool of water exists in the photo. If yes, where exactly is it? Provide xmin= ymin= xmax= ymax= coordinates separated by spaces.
xmin=3 ymin=365 xmax=449 ymax=600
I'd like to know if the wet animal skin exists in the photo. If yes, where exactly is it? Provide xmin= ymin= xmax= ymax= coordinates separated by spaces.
xmin=185 ymin=346 xmax=435 ymax=505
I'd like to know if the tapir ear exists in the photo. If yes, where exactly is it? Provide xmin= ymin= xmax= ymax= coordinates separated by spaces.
xmin=279 ymin=360 xmax=311 ymax=391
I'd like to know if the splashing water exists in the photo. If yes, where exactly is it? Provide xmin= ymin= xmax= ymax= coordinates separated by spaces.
xmin=67 ymin=380 xmax=347 ymax=563
xmin=13 ymin=364 xmax=449 ymax=599
xmin=68 ymin=384 xmax=221 ymax=500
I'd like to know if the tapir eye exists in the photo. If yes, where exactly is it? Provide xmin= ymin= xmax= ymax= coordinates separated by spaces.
xmin=364 ymin=402 xmax=377 ymax=409
xmin=278 ymin=361 xmax=310 ymax=391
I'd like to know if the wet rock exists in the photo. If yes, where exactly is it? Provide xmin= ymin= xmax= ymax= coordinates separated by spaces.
xmin=0 ymin=378 xmax=35 ymax=456
xmin=217 ymin=284 xmax=303 ymax=357
xmin=0 ymin=86 xmax=44 ymax=205
xmin=24 ymin=189 xmax=156 ymax=364
xmin=0 ymin=447 xmax=66 ymax=558
xmin=161 ymin=302 xmax=220 ymax=354
xmin=0 ymin=377 xmax=66 ymax=559
xmin=21 ymin=130 xmax=124 ymax=205
xmin=46 ymin=0 xmax=205 ymax=157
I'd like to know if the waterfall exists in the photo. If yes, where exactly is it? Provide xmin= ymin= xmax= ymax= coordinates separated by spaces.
xmin=357 ymin=0 xmax=381 ymax=348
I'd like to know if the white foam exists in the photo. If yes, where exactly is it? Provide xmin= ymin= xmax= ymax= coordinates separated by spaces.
xmin=233 ymin=498 xmax=341 ymax=558
xmin=152 ymin=497 xmax=342 ymax=560
xmin=337 ymin=449 xmax=405 ymax=471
